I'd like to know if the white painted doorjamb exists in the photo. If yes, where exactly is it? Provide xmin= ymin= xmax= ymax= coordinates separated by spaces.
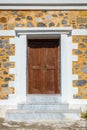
xmin=66 ymin=35 xmax=73 ymax=102
xmin=16 ymin=35 xmax=27 ymax=103
xmin=60 ymin=34 xmax=72 ymax=103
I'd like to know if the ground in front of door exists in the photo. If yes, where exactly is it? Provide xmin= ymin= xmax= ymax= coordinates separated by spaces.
xmin=0 ymin=118 xmax=87 ymax=130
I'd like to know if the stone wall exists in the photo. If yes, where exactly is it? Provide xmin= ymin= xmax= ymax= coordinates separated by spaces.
xmin=0 ymin=11 xmax=87 ymax=29
xmin=0 ymin=10 xmax=87 ymax=99
xmin=0 ymin=37 xmax=15 ymax=99
xmin=73 ymin=36 xmax=87 ymax=99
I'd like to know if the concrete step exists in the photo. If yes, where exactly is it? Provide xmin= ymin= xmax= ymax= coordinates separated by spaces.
xmin=26 ymin=95 xmax=61 ymax=103
xmin=6 ymin=109 xmax=80 ymax=122
xmin=18 ymin=103 xmax=68 ymax=111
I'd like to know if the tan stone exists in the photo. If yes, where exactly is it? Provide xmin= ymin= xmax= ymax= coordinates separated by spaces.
xmin=0 ymin=17 xmax=7 ymax=23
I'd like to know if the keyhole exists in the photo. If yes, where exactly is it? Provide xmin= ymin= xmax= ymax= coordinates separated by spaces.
xmin=44 ymin=65 xmax=46 ymax=69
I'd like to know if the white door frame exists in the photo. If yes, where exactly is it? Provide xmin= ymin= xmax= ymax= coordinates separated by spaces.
xmin=14 ymin=27 xmax=73 ymax=103
xmin=0 ymin=29 xmax=87 ymax=106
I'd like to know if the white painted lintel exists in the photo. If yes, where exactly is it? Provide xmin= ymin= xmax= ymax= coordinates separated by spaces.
xmin=15 ymin=27 xmax=72 ymax=36
xmin=0 ymin=29 xmax=87 ymax=37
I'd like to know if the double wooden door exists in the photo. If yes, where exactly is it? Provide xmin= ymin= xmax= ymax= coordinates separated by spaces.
xmin=28 ymin=39 xmax=60 ymax=94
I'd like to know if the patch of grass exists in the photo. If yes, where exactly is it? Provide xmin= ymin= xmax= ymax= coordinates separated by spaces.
xmin=81 ymin=109 xmax=87 ymax=119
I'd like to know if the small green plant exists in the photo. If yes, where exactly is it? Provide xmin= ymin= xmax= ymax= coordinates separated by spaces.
xmin=80 ymin=109 xmax=87 ymax=119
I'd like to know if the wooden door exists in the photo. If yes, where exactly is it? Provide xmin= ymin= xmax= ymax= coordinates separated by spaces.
xmin=28 ymin=39 xmax=60 ymax=94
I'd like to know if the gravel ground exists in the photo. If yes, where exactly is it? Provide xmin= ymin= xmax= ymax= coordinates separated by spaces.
xmin=0 ymin=118 xmax=87 ymax=130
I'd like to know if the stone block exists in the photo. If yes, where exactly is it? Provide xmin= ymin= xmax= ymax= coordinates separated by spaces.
xmin=76 ymin=80 xmax=87 ymax=86
xmin=27 ymin=22 xmax=34 ymax=27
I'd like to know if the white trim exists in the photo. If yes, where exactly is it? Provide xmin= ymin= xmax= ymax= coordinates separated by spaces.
xmin=72 ymin=75 xmax=78 ymax=80
xmin=1 ymin=28 xmax=87 ymax=105
xmin=0 ymin=6 xmax=87 ymax=10
xmin=15 ymin=35 xmax=27 ymax=103
xmin=15 ymin=27 xmax=72 ymax=36
xmin=72 ymin=30 xmax=87 ymax=36
xmin=66 ymin=35 xmax=73 ymax=103
xmin=0 ymin=30 xmax=15 ymax=36
xmin=72 ymin=56 xmax=78 ymax=62
xmin=60 ymin=34 xmax=72 ymax=103
xmin=72 ymin=44 xmax=78 ymax=50
xmin=0 ymin=0 xmax=87 ymax=10
xmin=8 ymin=81 xmax=15 ymax=88
xmin=0 ymin=29 xmax=87 ymax=37
xmin=73 ymin=88 xmax=78 ymax=95
xmin=0 ymin=100 xmax=17 ymax=105
xmin=61 ymin=35 xmax=68 ymax=102
xmin=14 ymin=36 xmax=21 ymax=102
xmin=69 ymin=100 xmax=87 ymax=105
xmin=9 ymin=68 xmax=15 ymax=74
xmin=0 ymin=0 xmax=87 ymax=4
xmin=9 ymin=56 xmax=16 ymax=62
xmin=9 ymin=38 xmax=15 ymax=44
xmin=15 ymin=27 xmax=72 ymax=104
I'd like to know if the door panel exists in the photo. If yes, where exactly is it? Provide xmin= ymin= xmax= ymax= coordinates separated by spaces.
xmin=28 ymin=39 xmax=60 ymax=94
xmin=45 ymin=70 xmax=55 ymax=94
xmin=28 ymin=45 xmax=43 ymax=94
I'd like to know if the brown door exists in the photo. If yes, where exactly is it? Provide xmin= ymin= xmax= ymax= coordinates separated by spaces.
xmin=28 ymin=39 xmax=60 ymax=94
